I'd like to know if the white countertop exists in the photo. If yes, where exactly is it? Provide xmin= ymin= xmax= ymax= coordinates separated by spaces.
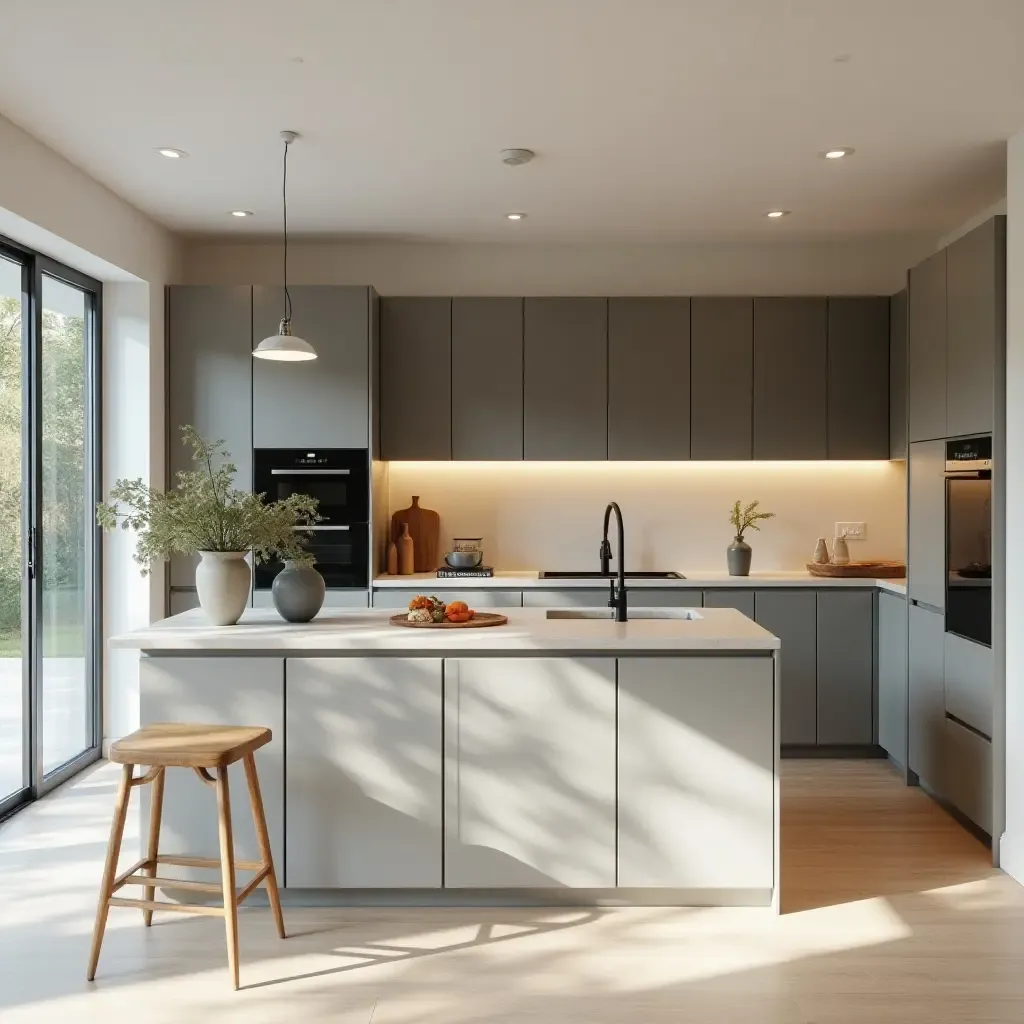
xmin=111 ymin=606 xmax=780 ymax=653
xmin=373 ymin=570 xmax=907 ymax=596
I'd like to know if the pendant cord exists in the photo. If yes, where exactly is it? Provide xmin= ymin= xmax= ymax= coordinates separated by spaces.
xmin=282 ymin=137 xmax=292 ymax=323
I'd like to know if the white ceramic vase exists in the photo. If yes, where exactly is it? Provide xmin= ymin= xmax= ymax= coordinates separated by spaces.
xmin=195 ymin=551 xmax=251 ymax=626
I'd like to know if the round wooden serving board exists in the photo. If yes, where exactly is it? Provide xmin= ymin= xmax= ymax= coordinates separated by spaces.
xmin=806 ymin=560 xmax=906 ymax=579
xmin=389 ymin=612 xmax=509 ymax=629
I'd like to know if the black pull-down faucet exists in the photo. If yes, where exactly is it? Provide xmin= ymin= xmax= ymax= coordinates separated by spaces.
xmin=600 ymin=502 xmax=628 ymax=622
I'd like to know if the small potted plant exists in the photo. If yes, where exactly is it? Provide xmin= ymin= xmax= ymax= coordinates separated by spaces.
xmin=98 ymin=426 xmax=320 ymax=625
xmin=727 ymin=499 xmax=775 ymax=576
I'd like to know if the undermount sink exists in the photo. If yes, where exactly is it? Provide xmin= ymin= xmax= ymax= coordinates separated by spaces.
xmin=539 ymin=570 xmax=685 ymax=580
xmin=546 ymin=608 xmax=704 ymax=621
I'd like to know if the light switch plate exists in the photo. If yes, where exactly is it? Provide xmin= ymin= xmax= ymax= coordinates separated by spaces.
xmin=835 ymin=522 xmax=866 ymax=540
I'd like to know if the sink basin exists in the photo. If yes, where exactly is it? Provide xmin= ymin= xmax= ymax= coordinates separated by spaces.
xmin=539 ymin=570 xmax=685 ymax=580
xmin=546 ymin=608 xmax=703 ymax=620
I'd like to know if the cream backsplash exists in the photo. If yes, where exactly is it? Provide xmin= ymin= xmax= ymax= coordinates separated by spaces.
xmin=387 ymin=461 xmax=907 ymax=572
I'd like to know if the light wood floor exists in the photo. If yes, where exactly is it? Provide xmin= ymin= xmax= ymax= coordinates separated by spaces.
xmin=1 ymin=759 xmax=1022 ymax=1022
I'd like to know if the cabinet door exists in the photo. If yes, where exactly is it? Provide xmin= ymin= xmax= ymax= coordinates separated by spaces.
xmin=908 ymin=602 xmax=945 ymax=790
xmin=521 ymin=589 xmax=702 ymax=608
xmin=608 ymin=298 xmax=690 ymax=459
xmin=943 ymin=717 xmax=992 ymax=834
xmin=878 ymin=592 xmax=909 ymax=767
xmin=617 ymin=656 xmax=774 ymax=890
xmin=444 ymin=658 xmax=616 ymax=887
xmin=285 ymin=658 xmax=443 ymax=888
xmin=690 ymin=298 xmax=753 ymax=459
xmin=167 ymin=286 xmax=252 ymax=587
xmin=890 ymin=288 xmax=908 ymax=459
xmin=946 ymin=217 xmax=1003 ymax=437
xmin=753 ymin=298 xmax=828 ymax=459
xmin=523 ymin=298 xmax=607 ymax=460
xmin=816 ymin=590 xmax=874 ymax=745
xmin=944 ymin=632 xmax=993 ymax=738
xmin=908 ymin=249 xmax=947 ymax=442
xmin=372 ymin=589 xmax=523 ymax=608
xmin=140 ymin=657 xmax=284 ymax=882
xmin=755 ymin=590 xmax=816 ymax=744
xmin=381 ymin=298 xmax=451 ymax=459
xmin=827 ymin=297 xmax=890 ymax=459
xmin=702 ymin=589 xmax=755 ymax=618
xmin=451 ymin=298 xmax=523 ymax=460
xmin=908 ymin=439 xmax=946 ymax=610
xmin=252 ymin=286 xmax=369 ymax=448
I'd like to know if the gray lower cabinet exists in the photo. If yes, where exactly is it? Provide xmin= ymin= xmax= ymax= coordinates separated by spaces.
xmin=755 ymin=590 xmax=816 ymax=744
xmin=451 ymin=298 xmax=523 ymax=460
xmin=908 ymin=602 xmax=945 ymax=790
xmin=253 ymin=589 xmax=370 ymax=609
xmin=608 ymin=298 xmax=690 ymax=459
xmin=167 ymin=286 xmax=253 ymax=587
xmin=942 ymin=716 xmax=992 ymax=834
xmin=139 ymin=656 xmax=284 ymax=881
xmin=444 ymin=658 xmax=617 ymax=888
xmin=908 ymin=249 xmax=947 ymax=442
xmin=690 ymin=299 xmax=754 ymax=459
xmin=285 ymin=658 xmax=443 ymax=888
xmin=702 ymin=589 xmax=755 ymax=618
xmin=943 ymin=632 xmax=993 ymax=738
xmin=617 ymin=656 xmax=774 ymax=890
xmin=827 ymin=297 xmax=890 ymax=459
xmin=381 ymin=298 xmax=452 ymax=459
xmin=878 ymin=591 xmax=909 ymax=767
xmin=890 ymin=288 xmax=908 ymax=459
xmin=524 ymin=298 xmax=607 ymax=459
xmin=252 ymin=286 xmax=370 ymax=448
xmin=169 ymin=588 xmax=200 ymax=616
xmin=908 ymin=439 xmax=946 ymax=610
xmin=521 ymin=589 xmax=703 ymax=608
xmin=372 ymin=589 xmax=523 ymax=608
xmin=752 ymin=298 xmax=828 ymax=459
xmin=816 ymin=590 xmax=874 ymax=745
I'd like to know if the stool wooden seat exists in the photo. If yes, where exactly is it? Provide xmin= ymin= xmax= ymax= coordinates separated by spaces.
xmin=88 ymin=723 xmax=285 ymax=990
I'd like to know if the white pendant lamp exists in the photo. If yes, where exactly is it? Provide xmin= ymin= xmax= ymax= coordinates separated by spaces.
xmin=253 ymin=130 xmax=316 ymax=362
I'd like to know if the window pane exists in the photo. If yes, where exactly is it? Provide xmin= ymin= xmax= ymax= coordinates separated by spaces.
xmin=0 ymin=256 xmax=24 ymax=800
xmin=41 ymin=275 xmax=89 ymax=775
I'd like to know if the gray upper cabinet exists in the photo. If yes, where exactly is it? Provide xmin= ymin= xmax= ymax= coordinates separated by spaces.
xmin=878 ymin=591 xmax=909 ymax=768
xmin=381 ymin=297 xmax=452 ymax=459
xmin=755 ymin=589 xmax=816 ymax=744
xmin=946 ymin=217 xmax=1004 ymax=437
xmin=608 ymin=298 xmax=690 ymax=459
xmin=167 ymin=286 xmax=253 ymax=588
xmin=908 ymin=249 xmax=947 ymax=442
xmin=690 ymin=298 xmax=753 ymax=459
xmin=252 ymin=286 xmax=369 ymax=449
xmin=451 ymin=298 xmax=523 ymax=460
xmin=827 ymin=297 xmax=890 ymax=459
xmin=889 ymin=288 xmax=908 ymax=459
xmin=524 ymin=298 xmax=608 ymax=460
xmin=816 ymin=590 xmax=874 ymax=745
xmin=908 ymin=439 xmax=946 ymax=610
xmin=753 ymin=298 xmax=828 ymax=459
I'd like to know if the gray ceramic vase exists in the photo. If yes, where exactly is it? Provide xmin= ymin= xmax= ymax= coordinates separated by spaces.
xmin=727 ymin=536 xmax=752 ymax=576
xmin=272 ymin=560 xmax=326 ymax=622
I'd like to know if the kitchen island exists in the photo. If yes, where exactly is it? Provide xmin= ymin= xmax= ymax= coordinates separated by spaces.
xmin=112 ymin=606 xmax=781 ymax=909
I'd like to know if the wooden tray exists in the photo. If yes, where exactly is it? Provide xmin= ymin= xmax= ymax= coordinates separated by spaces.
xmin=389 ymin=612 xmax=509 ymax=629
xmin=807 ymin=560 xmax=906 ymax=579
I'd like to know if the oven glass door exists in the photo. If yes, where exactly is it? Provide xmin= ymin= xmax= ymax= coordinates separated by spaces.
xmin=254 ymin=523 xmax=369 ymax=590
xmin=264 ymin=470 xmax=368 ymax=525
xmin=946 ymin=475 xmax=992 ymax=646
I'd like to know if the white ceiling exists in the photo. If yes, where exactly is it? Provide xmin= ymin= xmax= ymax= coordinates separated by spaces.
xmin=0 ymin=0 xmax=1022 ymax=242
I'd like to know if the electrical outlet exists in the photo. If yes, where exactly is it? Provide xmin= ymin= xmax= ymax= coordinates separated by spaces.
xmin=835 ymin=522 xmax=866 ymax=541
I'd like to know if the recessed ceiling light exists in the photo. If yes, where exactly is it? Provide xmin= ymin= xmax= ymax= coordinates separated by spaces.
xmin=506 ymin=212 xmax=526 ymax=221
xmin=765 ymin=210 xmax=789 ymax=219
xmin=156 ymin=147 xmax=187 ymax=159
xmin=229 ymin=210 xmax=254 ymax=217
xmin=822 ymin=148 xmax=854 ymax=159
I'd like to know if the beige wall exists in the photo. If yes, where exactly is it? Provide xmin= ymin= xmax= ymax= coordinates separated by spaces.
xmin=387 ymin=460 xmax=906 ymax=571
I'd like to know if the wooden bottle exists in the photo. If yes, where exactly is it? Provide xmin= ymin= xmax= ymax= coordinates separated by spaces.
xmin=397 ymin=522 xmax=415 ymax=575
xmin=386 ymin=540 xmax=399 ymax=575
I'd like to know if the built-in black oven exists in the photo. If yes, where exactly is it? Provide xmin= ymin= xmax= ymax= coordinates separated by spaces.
xmin=253 ymin=449 xmax=369 ymax=590
xmin=945 ymin=436 xmax=992 ymax=647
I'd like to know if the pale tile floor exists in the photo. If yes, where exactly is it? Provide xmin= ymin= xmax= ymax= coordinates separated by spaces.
xmin=1 ymin=759 xmax=1023 ymax=1023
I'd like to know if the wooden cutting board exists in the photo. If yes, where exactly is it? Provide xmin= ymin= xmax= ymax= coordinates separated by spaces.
xmin=391 ymin=496 xmax=440 ymax=573
xmin=806 ymin=560 xmax=906 ymax=578
xmin=389 ymin=612 xmax=508 ymax=629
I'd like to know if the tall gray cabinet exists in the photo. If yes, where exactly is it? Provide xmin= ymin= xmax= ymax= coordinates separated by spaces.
xmin=908 ymin=250 xmax=947 ymax=442
xmin=908 ymin=439 xmax=946 ymax=611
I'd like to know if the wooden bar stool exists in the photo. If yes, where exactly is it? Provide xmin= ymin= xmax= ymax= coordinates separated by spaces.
xmin=88 ymin=723 xmax=286 ymax=990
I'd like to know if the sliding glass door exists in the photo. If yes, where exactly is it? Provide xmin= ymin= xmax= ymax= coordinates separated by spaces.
xmin=0 ymin=239 xmax=100 ymax=819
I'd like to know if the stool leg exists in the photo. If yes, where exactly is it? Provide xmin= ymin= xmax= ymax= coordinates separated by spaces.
xmin=142 ymin=766 xmax=165 ymax=926
xmin=215 ymin=765 xmax=240 ymax=990
xmin=87 ymin=763 xmax=133 ymax=981
xmin=243 ymin=753 xmax=286 ymax=939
